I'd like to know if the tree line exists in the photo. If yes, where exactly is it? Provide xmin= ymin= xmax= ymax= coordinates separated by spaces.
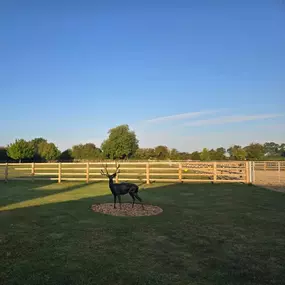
xmin=1 ymin=125 xmax=285 ymax=162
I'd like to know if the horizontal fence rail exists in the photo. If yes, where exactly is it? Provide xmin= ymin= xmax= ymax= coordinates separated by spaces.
xmin=0 ymin=161 xmax=250 ymax=184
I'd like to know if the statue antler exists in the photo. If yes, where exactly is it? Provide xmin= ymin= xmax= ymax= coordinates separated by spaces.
xmin=100 ymin=163 xmax=109 ymax=176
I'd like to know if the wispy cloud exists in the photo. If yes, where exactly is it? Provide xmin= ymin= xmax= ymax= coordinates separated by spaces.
xmin=144 ymin=109 xmax=221 ymax=123
xmin=185 ymin=114 xmax=283 ymax=127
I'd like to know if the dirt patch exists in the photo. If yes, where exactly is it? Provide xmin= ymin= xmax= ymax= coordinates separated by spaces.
xmin=254 ymin=170 xmax=285 ymax=193
xmin=256 ymin=184 xmax=285 ymax=193
xmin=91 ymin=203 xmax=163 ymax=217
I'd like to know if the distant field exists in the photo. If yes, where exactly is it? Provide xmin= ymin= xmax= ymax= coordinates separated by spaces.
xmin=1 ymin=181 xmax=285 ymax=284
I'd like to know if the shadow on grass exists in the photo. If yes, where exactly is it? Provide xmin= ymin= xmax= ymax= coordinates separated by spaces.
xmin=0 ymin=180 xmax=100 ymax=208
xmin=0 ymin=182 xmax=285 ymax=285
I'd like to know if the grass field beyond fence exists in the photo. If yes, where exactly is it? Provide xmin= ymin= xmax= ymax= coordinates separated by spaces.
xmin=0 ymin=181 xmax=285 ymax=285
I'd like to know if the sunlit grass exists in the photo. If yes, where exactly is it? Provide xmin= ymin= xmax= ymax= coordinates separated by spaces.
xmin=0 ymin=181 xmax=155 ymax=211
xmin=1 ymin=181 xmax=285 ymax=285
xmin=0 ymin=182 xmax=108 ymax=211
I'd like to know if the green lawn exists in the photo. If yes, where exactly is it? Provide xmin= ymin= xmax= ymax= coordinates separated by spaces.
xmin=0 ymin=181 xmax=285 ymax=285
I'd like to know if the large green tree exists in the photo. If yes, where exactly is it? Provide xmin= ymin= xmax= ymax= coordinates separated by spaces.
xmin=82 ymin=143 xmax=101 ymax=159
xmin=227 ymin=145 xmax=247 ymax=160
xmin=280 ymin=143 xmax=285 ymax=157
xmin=7 ymin=139 xmax=34 ymax=162
xmin=191 ymin=151 xmax=200 ymax=160
xmin=227 ymin=145 xmax=240 ymax=159
xmin=31 ymin=137 xmax=47 ymax=149
xmin=244 ymin=143 xmax=264 ymax=160
xmin=38 ymin=142 xmax=61 ymax=161
xmin=169 ymin=149 xmax=192 ymax=160
xmin=227 ymin=145 xmax=246 ymax=160
xmin=0 ymin=147 xmax=8 ymax=162
xmin=59 ymin=149 xmax=74 ymax=161
xmin=264 ymin=142 xmax=280 ymax=157
xmin=101 ymin=125 xmax=139 ymax=159
xmin=169 ymin=148 xmax=180 ymax=160
xmin=209 ymin=147 xmax=227 ymax=160
xmin=154 ymin=145 xmax=169 ymax=160
xmin=233 ymin=147 xmax=247 ymax=160
xmin=178 ymin=152 xmax=192 ymax=160
xmin=200 ymin=148 xmax=210 ymax=161
xmin=72 ymin=143 xmax=101 ymax=160
xmin=30 ymin=137 xmax=48 ymax=161
xmin=71 ymin=145 xmax=83 ymax=160
xmin=134 ymin=148 xmax=155 ymax=160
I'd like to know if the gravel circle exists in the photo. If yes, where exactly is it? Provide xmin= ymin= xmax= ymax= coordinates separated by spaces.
xmin=91 ymin=203 xmax=163 ymax=217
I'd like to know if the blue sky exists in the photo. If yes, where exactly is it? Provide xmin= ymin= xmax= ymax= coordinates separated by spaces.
xmin=1 ymin=0 xmax=284 ymax=152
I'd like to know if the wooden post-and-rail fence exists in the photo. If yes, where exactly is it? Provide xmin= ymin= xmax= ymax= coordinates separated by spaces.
xmin=0 ymin=161 xmax=251 ymax=184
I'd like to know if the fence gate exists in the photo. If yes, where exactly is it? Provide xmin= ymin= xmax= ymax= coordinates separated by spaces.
xmin=253 ymin=161 xmax=285 ymax=190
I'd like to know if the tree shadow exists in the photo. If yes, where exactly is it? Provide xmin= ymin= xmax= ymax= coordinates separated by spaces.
xmin=0 ymin=181 xmax=219 ymax=212
xmin=0 ymin=181 xmax=100 ymax=208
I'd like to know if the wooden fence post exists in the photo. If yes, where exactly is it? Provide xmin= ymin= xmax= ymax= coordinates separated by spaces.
xmin=31 ymin=162 xmax=35 ymax=182
xmin=5 ymin=163 xmax=8 ymax=183
xmin=146 ymin=162 xmax=150 ymax=184
xmin=86 ymin=162 xmax=89 ymax=183
xmin=213 ymin=162 xmax=217 ymax=183
xmin=278 ymin=161 xmax=281 ymax=184
xmin=264 ymin=162 xmax=266 ymax=171
xmin=245 ymin=161 xmax=250 ymax=184
xmin=58 ymin=163 xmax=62 ymax=183
xmin=178 ymin=163 xmax=182 ymax=182
xmin=252 ymin=161 xmax=255 ymax=183
xmin=248 ymin=161 xmax=252 ymax=184
xmin=115 ymin=162 xmax=119 ymax=183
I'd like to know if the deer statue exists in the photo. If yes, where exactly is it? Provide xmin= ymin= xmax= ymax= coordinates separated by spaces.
xmin=100 ymin=163 xmax=144 ymax=210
